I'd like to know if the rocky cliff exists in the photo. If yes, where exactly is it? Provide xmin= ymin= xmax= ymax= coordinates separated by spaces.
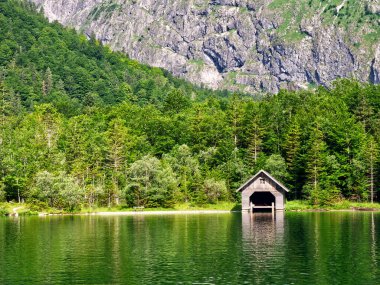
xmin=29 ymin=0 xmax=380 ymax=93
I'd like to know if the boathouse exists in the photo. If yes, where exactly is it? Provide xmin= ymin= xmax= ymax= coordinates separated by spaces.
xmin=237 ymin=170 xmax=289 ymax=211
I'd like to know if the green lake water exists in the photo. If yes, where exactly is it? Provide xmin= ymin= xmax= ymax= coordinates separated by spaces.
xmin=0 ymin=212 xmax=379 ymax=284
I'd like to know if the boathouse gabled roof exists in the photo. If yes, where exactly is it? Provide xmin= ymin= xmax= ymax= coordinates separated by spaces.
xmin=236 ymin=169 xmax=290 ymax=192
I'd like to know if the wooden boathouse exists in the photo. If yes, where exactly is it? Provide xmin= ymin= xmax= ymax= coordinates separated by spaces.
xmin=237 ymin=170 xmax=289 ymax=212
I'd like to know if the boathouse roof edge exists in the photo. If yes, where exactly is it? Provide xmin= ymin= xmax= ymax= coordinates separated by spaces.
xmin=236 ymin=169 xmax=290 ymax=193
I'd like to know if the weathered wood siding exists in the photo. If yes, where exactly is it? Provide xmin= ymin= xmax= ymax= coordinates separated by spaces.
xmin=241 ymin=174 xmax=285 ymax=211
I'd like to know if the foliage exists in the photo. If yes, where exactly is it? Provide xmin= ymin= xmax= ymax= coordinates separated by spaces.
xmin=268 ymin=0 xmax=380 ymax=47
xmin=0 ymin=206 xmax=8 ymax=216
xmin=201 ymin=178 xmax=228 ymax=204
xmin=263 ymin=154 xmax=288 ymax=183
xmin=125 ymin=155 xmax=177 ymax=207
xmin=31 ymin=171 xmax=84 ymax=211
xmin=0 ymin=182 xmax=5 ymax=202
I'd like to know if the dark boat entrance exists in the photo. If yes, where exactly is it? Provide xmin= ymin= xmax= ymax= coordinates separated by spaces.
xmin=250 ymin=192 xmax=275 ymax=212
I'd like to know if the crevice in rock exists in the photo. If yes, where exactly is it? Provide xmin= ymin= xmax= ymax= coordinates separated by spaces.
xmin=305 ymin=70 xmax=314 ymax=84
xmin=203 ymin=49 xmax=225 ymax=73
xmin=315 ymin=70 xmax=321 ymax=84
xmin=370 ymin=59 xmax=379 ymax=84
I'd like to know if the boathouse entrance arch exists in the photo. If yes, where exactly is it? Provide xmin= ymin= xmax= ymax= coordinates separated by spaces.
xmin=250 ymin=192 xmax=276 ymax=208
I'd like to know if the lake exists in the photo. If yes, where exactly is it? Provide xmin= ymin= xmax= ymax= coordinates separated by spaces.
xmin=0 ymin=212 xmax=379 ymax=284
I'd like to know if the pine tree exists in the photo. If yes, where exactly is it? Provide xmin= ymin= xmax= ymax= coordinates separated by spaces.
xmin=227 ymin=94 xmax=244 ymax=151
xmin=283 ymin=122 xmax=301 ymax=197
xmin=35 ymin=104 xmax=62 ymax=150
xmin=0 ymin=79 xmax=8 ymax=129
xmin=0 ymin=73 xmax=17 ymax=124
xmin=42 ymin=68 xmax=53 ymax=96
xmin=105 ymin=118 xmax=132 ymax=207
xmin=284 ymin=123 xmax=301 ymax=168
xmin=354 ymin=93 xmax=374 ymax=132
xmin=305 ymin=124 xmax=327 ymax=203
xmin=248 ymin=118 xmax=264 ymax=166
xmin=365 ymin=136 xmax=378 ymax=203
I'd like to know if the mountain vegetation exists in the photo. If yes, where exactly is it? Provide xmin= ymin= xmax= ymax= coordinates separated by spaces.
xmin=0 ymin=0 xmax=380 ymax=211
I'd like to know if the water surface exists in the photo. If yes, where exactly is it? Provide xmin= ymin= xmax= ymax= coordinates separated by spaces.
xmin=0 ymin=212 xmax=379 ymax=284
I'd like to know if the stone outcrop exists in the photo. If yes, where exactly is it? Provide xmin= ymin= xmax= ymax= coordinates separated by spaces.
xmin=30 ymin=0 xmax=380 ymax=93
xmin=367 ymin=0 xmax=380 ymax=14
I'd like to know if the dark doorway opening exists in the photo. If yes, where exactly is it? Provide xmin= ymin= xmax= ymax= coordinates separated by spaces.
xmin=250 ymin=192 xmax=275 ymax=212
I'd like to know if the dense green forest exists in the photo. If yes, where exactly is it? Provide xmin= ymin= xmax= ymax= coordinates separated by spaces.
xmin=0 ymin=0 xmax=379 ymax=211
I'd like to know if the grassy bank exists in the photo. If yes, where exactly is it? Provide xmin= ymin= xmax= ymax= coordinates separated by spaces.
xmin=286 ymin=200 xmax=380 ymax=211
xmin=0 ymin=202 xmax=40 ymax=216
xmin=0 ymin=202 xmax=240 ymax=216
xmin=80 ymin=202 xmax=240 ymax=214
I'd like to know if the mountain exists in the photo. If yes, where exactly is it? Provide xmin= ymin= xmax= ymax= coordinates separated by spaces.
xmin=30 ymin=0 xmax=380 ymax=93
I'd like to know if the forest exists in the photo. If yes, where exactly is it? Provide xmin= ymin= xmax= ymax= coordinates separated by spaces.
xmin=0 ymin=0 xmax=380 ymax=211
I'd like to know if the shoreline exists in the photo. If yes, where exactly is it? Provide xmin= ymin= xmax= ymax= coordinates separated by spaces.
xmin=287 ymin=208 xmax=380 ymax=213
xmin=36 ymin=208 xmax=380 ymax=217
xmin=91 ymin=210 xmax=233 ymax=216
xmin=3 ymin=209 xmax=380 ymax=217
xmin=3 ymin=200 xmax=380 ymax=217
xmin=36 ymin=210 xmax=234 ymax=217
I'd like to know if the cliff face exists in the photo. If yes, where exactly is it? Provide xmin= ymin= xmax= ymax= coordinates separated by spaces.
xmin=30 ymin=0 xmax=380 ymax=93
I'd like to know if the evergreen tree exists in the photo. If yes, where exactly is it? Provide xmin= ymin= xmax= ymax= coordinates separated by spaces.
xmin=226 ymin=94 xmax=244 ymax=151
xmin=354 ymin=92 xmax=374 ymax=132
xmin=305 ymin=123 xmax=328 ymax=203
xmin=283 ymin=122 xmax=302 ymax=197
xmin=105 ymin=118 xmax=132 ymax=206
xmin=247 ymin=117 xmax=264 ymax=166
xmin=42 ymin=67 xmax=53 ymax=96
xmin=364 ymin=136 xmax=378 ymax=203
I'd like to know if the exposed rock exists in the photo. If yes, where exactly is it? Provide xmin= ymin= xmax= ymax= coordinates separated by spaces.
xmin=367 ymin=0 xmax=380 ymax=14
xmin=370 ymin=46 xmax=380 ymax=84
xmin=30 ymin=0 xmax=380 ymax=93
